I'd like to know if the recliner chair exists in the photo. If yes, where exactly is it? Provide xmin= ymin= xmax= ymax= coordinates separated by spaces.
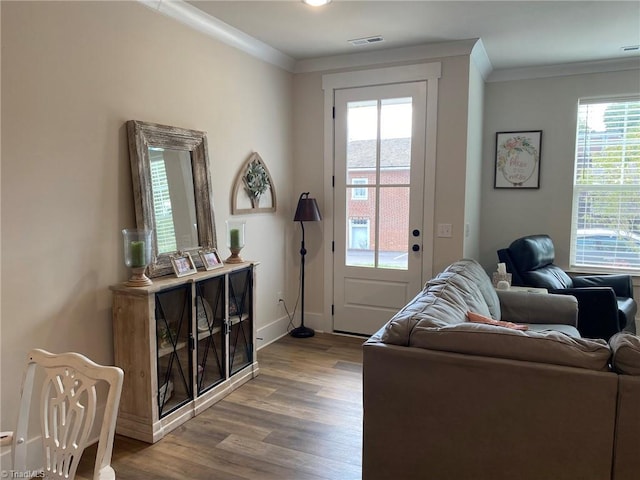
xmin=498 ymin=234 xmax=637 ymax=340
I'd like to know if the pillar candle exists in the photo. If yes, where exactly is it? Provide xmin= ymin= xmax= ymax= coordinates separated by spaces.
xmin=229 ymin=229 xmax=240 ymax=249
xmin=130 ymin=240 xmax=146 ymax=267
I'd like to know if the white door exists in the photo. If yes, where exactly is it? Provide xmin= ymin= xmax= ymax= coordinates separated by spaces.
xmin=333 ymin=82 xmax=429 ymax=335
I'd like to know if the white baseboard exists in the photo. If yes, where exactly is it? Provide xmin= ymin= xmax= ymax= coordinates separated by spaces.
xmin=256 ymin=315 xmax=290 ymax=349
xmin=256 ymin=311 xmax=329 ymax=350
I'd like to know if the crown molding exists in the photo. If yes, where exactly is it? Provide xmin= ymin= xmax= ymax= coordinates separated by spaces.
xmin=488 ymin=57 xmax=640 ymax=83
xmin=137 ymin=0 xmax=296 ymax=72
xmin=294 ymin=39 xmax=480 ymax=74
xmin=138 ymin=1 xmax=638 ymax=82
xmin=470 ymin=38 xmax=493 ymax=80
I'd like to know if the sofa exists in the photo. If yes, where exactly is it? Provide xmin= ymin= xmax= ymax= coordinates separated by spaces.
xmin=362 ymin=259 xmax=640 ymax=480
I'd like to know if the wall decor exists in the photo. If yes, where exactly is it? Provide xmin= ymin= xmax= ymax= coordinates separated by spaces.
xmin=232 ymin=152 xmax=276 ymax=214
xmin=170 ymin=252 xmax=197 ymax=278
xmin=198 ymin=248 xmax=223 ymax=270
xmin=494 ymin=130 xmax=542 ymax=189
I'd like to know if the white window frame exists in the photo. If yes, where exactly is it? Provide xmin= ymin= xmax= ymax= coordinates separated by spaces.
xmin=570 ymin=96 xmax=640 ymax=272
xmin=351 ymin=178 xmax=368 ymax=200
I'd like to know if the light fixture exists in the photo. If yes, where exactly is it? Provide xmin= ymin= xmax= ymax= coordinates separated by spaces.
xmin=291 ymin=192 xmax=322 ymax=338
xmin=302 ymin=0 xmax=332 ymax=7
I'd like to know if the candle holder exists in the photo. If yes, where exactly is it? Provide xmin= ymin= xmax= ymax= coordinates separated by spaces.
xmin=225 ymin=220 xmax=245 ymax=264
xmin=122 ymin=228 xmax=153 ymax=286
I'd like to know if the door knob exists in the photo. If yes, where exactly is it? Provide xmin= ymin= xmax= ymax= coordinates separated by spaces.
xmin=412 ymin=229 xmax=420 ymax=237
xmin=412 ymin=244 xmax=420 ymax=252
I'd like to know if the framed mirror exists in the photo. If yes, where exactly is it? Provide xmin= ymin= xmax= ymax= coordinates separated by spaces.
xmin=127 ymin=120 xmax=217 ymax=277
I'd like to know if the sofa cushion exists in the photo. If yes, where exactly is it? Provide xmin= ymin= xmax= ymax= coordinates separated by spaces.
xmin=609 ymin=332 xmax=640 ymax=375
xmin=381 ymin=283 xmax=469 ymax=346
xmin=467 ymin=311 xmax=528 ymax=330
xmin=409 ymin=322 xmax=611 ymax=371
xmin=441 ymin=259 xmax=501 ymax=319
xmin=526 ymin=323 xmax=581 ymax=338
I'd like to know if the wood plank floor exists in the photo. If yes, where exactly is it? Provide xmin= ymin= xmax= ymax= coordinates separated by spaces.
xmin=77 ymin=333 xmax=365 ymax=480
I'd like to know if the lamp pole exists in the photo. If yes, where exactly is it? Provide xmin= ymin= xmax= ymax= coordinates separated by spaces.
xmin=291 ymin=192 xmax=321 ymax=338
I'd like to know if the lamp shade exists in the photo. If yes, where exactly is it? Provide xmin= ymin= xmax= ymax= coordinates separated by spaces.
xmin=294 ymin=193 xmax=322 ymax=222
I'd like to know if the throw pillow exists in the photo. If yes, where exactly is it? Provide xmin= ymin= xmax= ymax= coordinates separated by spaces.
xmin=467 ymin=311 xmax=528 ymax=331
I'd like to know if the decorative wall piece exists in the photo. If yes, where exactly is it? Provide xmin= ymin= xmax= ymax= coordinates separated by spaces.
xmin=232 ymin=152 xmax=276 ymax=213
xmin=494 ymin=130 xmax=542 ymax=189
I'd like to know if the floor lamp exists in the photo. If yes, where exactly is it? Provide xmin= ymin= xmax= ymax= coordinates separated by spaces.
xmin=291 ymin=192 xmax=322 ymax=338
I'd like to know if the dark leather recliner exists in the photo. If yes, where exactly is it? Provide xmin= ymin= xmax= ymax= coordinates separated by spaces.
xmin=498 ymin=234 xmax=637 ymax=340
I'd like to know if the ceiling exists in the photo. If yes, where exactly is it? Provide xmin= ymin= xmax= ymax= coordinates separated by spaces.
xmin=186 ymin=0 xmax=640 ymax=72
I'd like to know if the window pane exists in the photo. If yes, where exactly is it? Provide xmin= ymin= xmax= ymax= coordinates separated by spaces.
xmin=346 ymin=187 xmax=376 ymax=267
xmin=378 ymin=186 xmax=409 ymax=270
xmin=150 ymin=148 xmax=178 ymax=254
xmin=572 ymin=98 xmax=640 ymax=270
xmin=380 ymin=98 xmax=412 ymax=185
xmin=347 ymin=100 xmax=377 ymax=176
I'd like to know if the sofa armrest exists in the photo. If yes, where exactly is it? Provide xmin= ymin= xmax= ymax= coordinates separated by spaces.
xmin=497 ymin=290 xmax=578 ymax=327
xmin=572 ymin=274 xmax=634 ymax=298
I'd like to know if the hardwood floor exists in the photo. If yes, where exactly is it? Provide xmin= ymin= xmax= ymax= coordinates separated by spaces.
xmin=77 ymin=333 xmax=365 ymax=480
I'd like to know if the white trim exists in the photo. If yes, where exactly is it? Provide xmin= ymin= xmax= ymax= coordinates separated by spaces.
xmin=470 ymin=38 xmax=493 ymax=81
xmin=137 ymin=0 xmax=296 ymax=72
xmin=256 ymin=315 xmax=290 ymax=349
xmin=299 ymin=39 xmax=477 ymax=74
xmin=322 ymin=63 xmax=441 ymax=333
xmin=322 ymin=63 xmax=442 ymax=92
xmin=488 ymin=57 xmax=640 ymax=83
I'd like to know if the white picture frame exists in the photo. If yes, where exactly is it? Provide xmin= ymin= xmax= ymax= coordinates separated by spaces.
xmin=170 ymin=252 xmax=198 ymax=278
xmin=199 ymin=248 xmax=224 ymax=271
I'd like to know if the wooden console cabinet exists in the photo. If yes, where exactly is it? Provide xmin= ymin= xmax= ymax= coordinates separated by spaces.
xmin=110 ymin=262 xmax=258 ymax=443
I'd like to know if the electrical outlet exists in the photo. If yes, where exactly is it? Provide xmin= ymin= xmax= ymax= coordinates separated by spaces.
xmin=277 ymin=291 xmax=283 ymax=305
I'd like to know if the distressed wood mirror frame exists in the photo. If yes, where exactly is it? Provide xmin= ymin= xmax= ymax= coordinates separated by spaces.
xmin=127 ymin=120 xmax=217 ymax=277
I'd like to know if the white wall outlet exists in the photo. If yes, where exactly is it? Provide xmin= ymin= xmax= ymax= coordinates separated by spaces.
xmin=437 ymin=223 xmax=452 ymax=238
xmin=277 ymin=291 xmax=283 ymax=305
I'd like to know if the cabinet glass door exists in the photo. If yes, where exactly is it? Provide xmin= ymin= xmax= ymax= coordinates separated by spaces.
xmin=229 ymin=268 xmax=253 ymax=375
xmin=195 ymin=276 xmax=226 ymax=394
xmin=155 ymin=284 xmax=192 ymax=417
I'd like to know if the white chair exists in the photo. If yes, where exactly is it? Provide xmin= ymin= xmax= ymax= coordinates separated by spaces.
xmin=1 ymin=348 xmax=124 ymax=479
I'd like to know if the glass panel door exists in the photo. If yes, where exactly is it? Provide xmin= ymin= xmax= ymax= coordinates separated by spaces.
xmin=155 ymin=284 xmax=192 ymax=417
xmin=228 ymin=268 xmax=253 ymax=376
xmin=333 ymin=81 xmax=428 ymax=335
xmin=195 ymin=276 xmax=226 ymax=394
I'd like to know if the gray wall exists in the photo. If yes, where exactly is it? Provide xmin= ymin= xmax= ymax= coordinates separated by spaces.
xmin=480 ymin=69 xmax=640 ymax=272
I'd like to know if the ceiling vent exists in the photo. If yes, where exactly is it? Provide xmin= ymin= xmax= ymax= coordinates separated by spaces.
xmin=349 ymin=35 xmax=385 ymax=47
xmin=621 ymin=45 xmax=640 ymax=52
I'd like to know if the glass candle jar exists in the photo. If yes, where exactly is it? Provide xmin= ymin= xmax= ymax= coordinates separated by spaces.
xmin=122 ymin=228 xmax=153 ymax=286
xmin=225 ymin=220 xmax=245 ymax=263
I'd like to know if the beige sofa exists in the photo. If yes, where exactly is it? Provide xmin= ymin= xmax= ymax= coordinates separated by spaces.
xmin=363 ymin=259 xmax=640 ymax=480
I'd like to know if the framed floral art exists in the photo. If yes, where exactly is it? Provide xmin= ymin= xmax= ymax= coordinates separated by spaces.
xmin=494 ymin=130 xmax=542 ymax=189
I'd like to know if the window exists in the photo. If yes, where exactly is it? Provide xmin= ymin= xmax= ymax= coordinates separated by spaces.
xmin=571 ymin=97 xmax=640 ymax=271
xmin=349 ymin=218 xmax=370 ymax=249
xmin=149 ymin=148 xmax=178 ymax=253
xmin=351 ymin=177 xmax=368 ymax=200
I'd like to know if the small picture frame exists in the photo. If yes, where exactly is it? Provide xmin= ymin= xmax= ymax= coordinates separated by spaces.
xmin=170 ymin=252 xmax=198 ymax=278
xmin=494 ymin=130 xmax=542 ymax=189
xmin=199 ymin=248 xmax=224 ymax=271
